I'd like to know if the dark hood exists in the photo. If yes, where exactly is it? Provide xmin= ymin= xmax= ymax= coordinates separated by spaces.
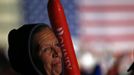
xmin=8 ymin=23 xmax=46 ymax=75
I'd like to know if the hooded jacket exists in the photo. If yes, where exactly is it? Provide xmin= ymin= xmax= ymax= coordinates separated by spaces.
xmin=8 ymin=23 xmax=48 ymax=75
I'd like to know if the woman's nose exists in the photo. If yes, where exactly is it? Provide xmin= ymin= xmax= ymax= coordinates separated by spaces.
xmin=52 ymin=47 xmax=62 ymax=58
xmin=52 ymin=48 xmax=58 ymax=58
xmin=52 ymin=52 xmax=57 ymax=58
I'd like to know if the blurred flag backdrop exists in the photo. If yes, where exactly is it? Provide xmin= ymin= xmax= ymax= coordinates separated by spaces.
xmin=77 ymin=0 xmax=134 ymax=54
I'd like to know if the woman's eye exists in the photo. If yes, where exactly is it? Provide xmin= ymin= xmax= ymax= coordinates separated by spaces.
xmin=42 ymin=47 xmax=52 ymax=52
xmin=56 ymin=43 xmax=61 ymax=47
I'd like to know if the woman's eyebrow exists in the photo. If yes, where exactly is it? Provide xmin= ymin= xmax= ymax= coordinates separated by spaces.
xmin=39 ymin=44 xmax=49 ymax=50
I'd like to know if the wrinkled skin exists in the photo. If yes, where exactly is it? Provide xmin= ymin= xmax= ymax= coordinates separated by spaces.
xmin=34 ymin=28 xmax=62 ymax=75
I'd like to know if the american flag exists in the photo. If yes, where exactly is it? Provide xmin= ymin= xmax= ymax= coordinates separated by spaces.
xmin=76 ymin=0 xmax=134 ymax=73
xmin=76 ymin=0 xmax=134 ymax=54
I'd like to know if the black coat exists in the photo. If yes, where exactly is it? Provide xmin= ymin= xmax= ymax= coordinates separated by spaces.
xmin=8 ymin=24 xmax=48 ymax=75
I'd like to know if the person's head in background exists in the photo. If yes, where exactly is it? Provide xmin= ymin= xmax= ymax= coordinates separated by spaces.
xmin=8 ymin=24 xmax=62 ymax=75
xmin=30 ymin=25 xmax=62 ymax=75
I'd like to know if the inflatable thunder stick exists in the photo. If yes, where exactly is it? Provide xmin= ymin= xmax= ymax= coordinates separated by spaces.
xmin=47 ymin=0 xmax=80 ymax=75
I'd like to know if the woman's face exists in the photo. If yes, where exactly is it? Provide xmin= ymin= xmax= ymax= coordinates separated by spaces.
xmin=34 ymin=28 xmax=62 ymax=75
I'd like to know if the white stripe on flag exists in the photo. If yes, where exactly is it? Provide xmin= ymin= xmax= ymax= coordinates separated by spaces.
xmin=79 ymin=26 xmax=134 ymax=35
xmin=78 ymin=12 xmax=134 ymax=21
xmin=76 ymin=0 xmax=134 ymax=6
xmin=80 ymin=41 xmax=134 ymax=51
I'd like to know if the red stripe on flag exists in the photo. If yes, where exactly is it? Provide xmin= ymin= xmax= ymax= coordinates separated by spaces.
xmin=79 ymin=20 xmax=134 ymax=27
xmin=77 ymin=5 xmax=134 ymax=12
xmin=79 ymin=35 xmax=134 ymax=42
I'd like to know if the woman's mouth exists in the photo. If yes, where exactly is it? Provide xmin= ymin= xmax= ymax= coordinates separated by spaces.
xmin=54 ymin=60 xmax=61 ymax=65
xmin=51 ymin=58 xmax=62 ymax=75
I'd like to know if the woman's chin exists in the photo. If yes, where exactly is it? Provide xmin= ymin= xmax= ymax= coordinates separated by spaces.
xmin=52 ymin=63 xmax=62 ymax=75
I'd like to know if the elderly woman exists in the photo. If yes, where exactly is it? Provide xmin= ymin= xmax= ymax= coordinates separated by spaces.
xmin=8 ymin=24 xmax=63 ymax=75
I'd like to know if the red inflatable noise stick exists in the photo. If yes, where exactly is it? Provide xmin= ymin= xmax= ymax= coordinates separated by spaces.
xmin=47 ymin=0 xmax=80 ymax=75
